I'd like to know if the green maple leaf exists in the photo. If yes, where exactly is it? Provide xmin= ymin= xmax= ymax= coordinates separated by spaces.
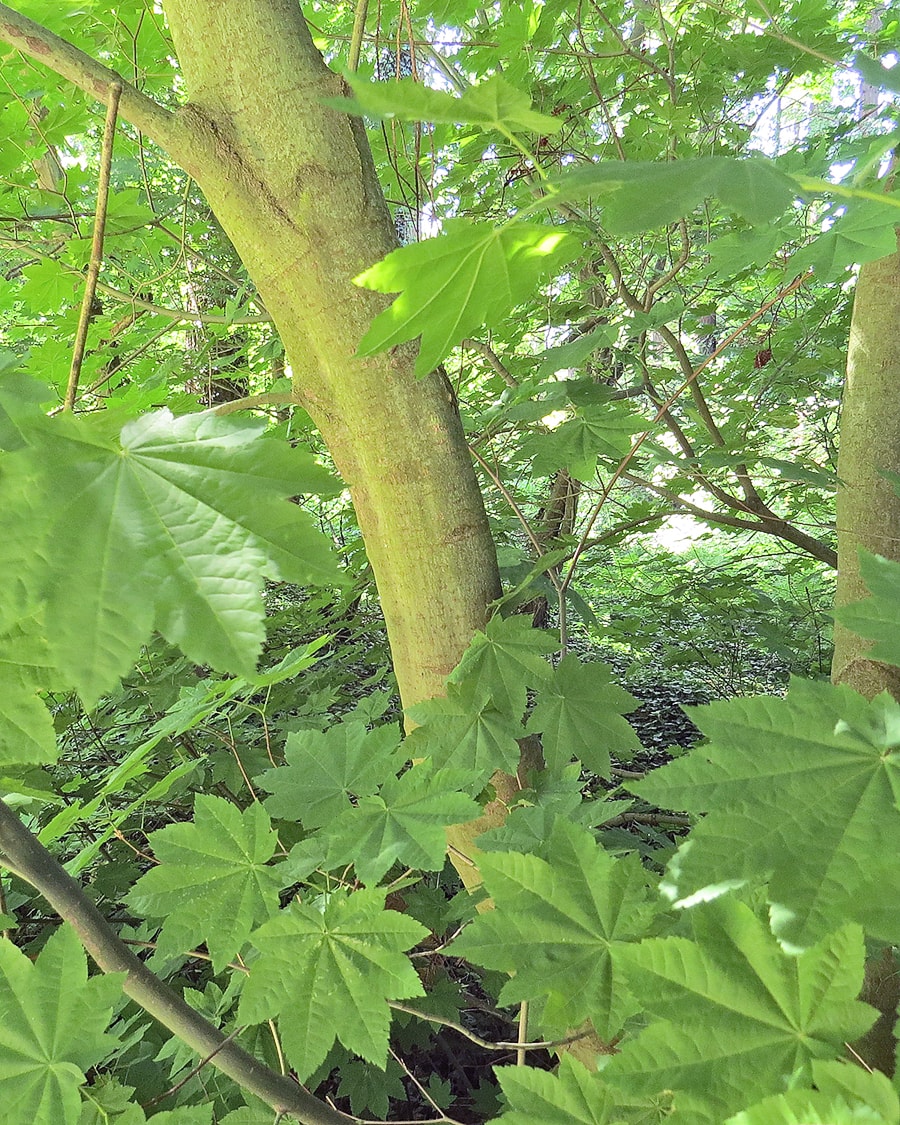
xmin=526 ymin=405 xmax=645 ymax=481
xmin=550 ymin=157 xmax=794 ymax=234
xmin=256 ymin=720 xmax=402 ymax=827
xmin=790 ymin=200 xmax=900 ymax=280
xmin=725 ymin=1060 xmax=898 ymax=1125
xmin=239 ymin=887 xmax=427 ymax=1080
xmin=354 ymin=219 xmax=577 ymax=375
xmin=835 ymin=550 xmax=900 ymax=668
xmin=728 ymin=1091 xmax=890 ymax=1125
xmin=0 ymin=408 xmax=340 ymax=706
xmin=126 ymin=796 xmax=284 ymax=970
xmin=405 ymin=682 xmax=524 ymax=774
xmin=453 ymin=819 xmax=654 ymax=1035
xmin=322 ymin=764 xmax=481 ymax=884
xmin=334 ymin=73 xmax=561 ymax=135
xmin=526 ymin=656 xmax=641 ymax=775
xmin=0 ymin=925 xmax=123 ymax=1125
xmin=0 ymin=613 xmax=61 ymax=766
xmin=606 ymin=900 xmax=875 ymax=1121
xmin=448 ymin=615 xmax=556 ymax=718
xmin=492 ymin=1055 xmax=624 ymax=1125
xmin=633 ymin=678 xmax=900 ymax=945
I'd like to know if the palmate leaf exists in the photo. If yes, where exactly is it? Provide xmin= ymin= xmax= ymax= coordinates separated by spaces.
xmin=354 ymin=219 xmax=577 ymax=376
xmin=726 ymin=1060 xmax=899 ymax=1125
xmin=453 ymin=819 xmax=654 ymax=1035
xmin=525 ymin=656 xmax=641 ymax=775
xmin=256 ymin=720 xmax=403 ymax=828
xmin=404 ymin=681 xmax=524 ymax=775
xmin=492 ymin=1055 xmax=624 ymax=1125
xmin=322 ymin=764 xmax=481 ymax=884
xmin=0 ymin=407 xmax=341 ymax=706
xmin=606 ymin=901 xmax=875 ymax=1122
xmin=447 ymin=615 xmax=557 ymax=717
xmin=239 ymin=887 xmax=427 ymax=1080
xmin=333 ymin=73 xmax=561 ymax=136
xmin=633 ymin=678 xmax=900 ymax=945
xmin=525 ymin=404 xmax=646 ymax=481
xmin=0 ymin=926 xmax=123 ymax=1125
xmin=789 ymin=200 xmax=900 ymax=279
xmin=0 ymin=613 xmax=61 ymax=765
xmin=549 ymin=156 xmax=795 ymax=234
xmin=126 ymin=796 xmax=285 ymax=971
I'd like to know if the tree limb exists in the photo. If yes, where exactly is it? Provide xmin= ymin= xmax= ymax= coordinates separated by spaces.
xmin=0 ymin=4 xmax=190 ymax=163
xmin=0 ymin=799 xmax=354 ymax=1125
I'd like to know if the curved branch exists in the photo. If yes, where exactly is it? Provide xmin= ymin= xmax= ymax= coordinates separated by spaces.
xmin=0 ymin=4 xmax=189 ymax=163
xmin=622 ymin=471 xmax=837 ymax=567
xmin=0 ymin=799 xmax=354 ymax=1125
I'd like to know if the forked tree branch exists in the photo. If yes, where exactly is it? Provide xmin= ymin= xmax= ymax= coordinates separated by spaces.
xmin=0 ymin=798 xmax=354 ymax=1125
xmin=0 ymin=4 xmax=190 ymax=163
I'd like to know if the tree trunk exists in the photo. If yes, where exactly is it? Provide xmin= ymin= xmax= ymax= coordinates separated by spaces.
xmin=832 ymin=241 xmax=900 ymax=1077
xmin=158 ymin=0 xmax=501 ymax=710
xmin=832 ymin=239 xmax=900 ymax=700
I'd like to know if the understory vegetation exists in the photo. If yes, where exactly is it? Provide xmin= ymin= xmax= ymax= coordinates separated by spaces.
xmin=0 ymin=0 xmax=900 ymax=1122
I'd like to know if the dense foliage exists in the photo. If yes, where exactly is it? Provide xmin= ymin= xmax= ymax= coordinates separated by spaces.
xmin=0 ymin=0 xmax=899 ymax=1123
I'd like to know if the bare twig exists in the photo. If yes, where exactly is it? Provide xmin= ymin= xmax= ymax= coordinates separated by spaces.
xmin=64 ymin=81 xmax=122 ymax=410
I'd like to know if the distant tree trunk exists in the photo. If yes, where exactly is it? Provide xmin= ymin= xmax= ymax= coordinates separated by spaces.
xmin=832 ymin=240 xmax=900 ymax=700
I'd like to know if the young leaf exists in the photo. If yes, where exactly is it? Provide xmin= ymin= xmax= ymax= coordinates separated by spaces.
xmin=448 ymin=614 xmax=557 ymax=718
xmin=256 ymin=720 xmax=402 ymax=828
xmin=0 ymin=926 xmax=123 ymax=1125
xmin=453 ymin=819 xmax=654 ymax=1035
xmin=126 ymin=796 xmax=284 ymax=971
xmin=525 ymin=657 xmax=641 ymax=775
xmin=322 ymin=764 xmax=481 ymax=884
xmin=525 ymin=404 xmax=646 ymax=481
xmin=1 ymin=409 xmax=341 ymax=706
xmin=239 ymin=888 xmax=427 ymax=1080
xmin=606 ymin=901 xmax=875 ymax=1120
xmin=354 ymin=220 xmax=577 ymax=376
xmin=789 ymin=200 xmax=900 ymax=280
xmin=633 ymin=679 xmax=900 ymax=945
xmin=492 ymin=1054 xmax=622 ymax=1125
xmin=334 ymin=73 xmax=562 ymax=135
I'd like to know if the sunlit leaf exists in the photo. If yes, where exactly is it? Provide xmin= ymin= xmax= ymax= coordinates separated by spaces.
xmin=633 ymin=679 xmax=900 ymax=944
xmin=354 ymin=219 xmax=577 ymax=375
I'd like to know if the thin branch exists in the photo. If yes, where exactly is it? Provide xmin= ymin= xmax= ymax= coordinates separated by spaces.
xmin=468 ymin=443 xmax=552 ymax=571
xmin=348 ymin=0 xmax=369 ymax=71
xmin=0 ymin=4 xmax=188 ymax=160
xmin=562 ymin=271 xmax=816 ymax=591
xmin=388 ymin=1001 xmax=592 ymax=1052
xmin=65 ymin=80 xmax=122 ymax=410
xmin=211 ymin=392 xmax=297 ymax=416
xmin=0 ymin=799 xmax=354 ymax=1125
xmin=462 ymin=338 xmax=519 ymax=387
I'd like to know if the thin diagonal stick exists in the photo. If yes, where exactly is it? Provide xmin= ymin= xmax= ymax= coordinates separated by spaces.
xmin=64 ymin=80 xmax=122 ymax=410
